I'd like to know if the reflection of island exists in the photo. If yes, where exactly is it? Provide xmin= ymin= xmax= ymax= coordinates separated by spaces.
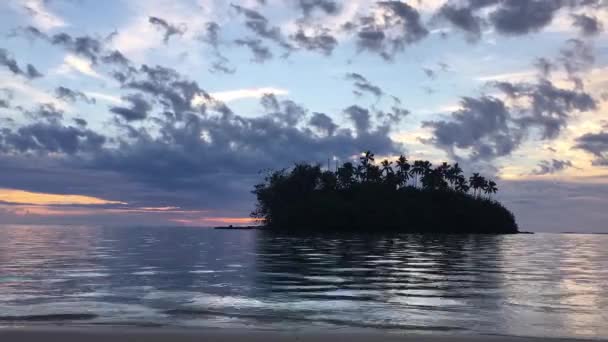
xmin=252 ymin=151 xmax=518 ymax=234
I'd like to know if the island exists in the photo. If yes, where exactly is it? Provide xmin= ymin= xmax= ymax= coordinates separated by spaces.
xmin=251 ymin=151 xmax=519 ymax=234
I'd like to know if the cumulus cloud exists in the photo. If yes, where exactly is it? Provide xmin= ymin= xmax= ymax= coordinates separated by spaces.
xmin=571 ymin=14 xmax=603 ymax=35
xmin=0 ymin=48 xmax=43 ymax=79
xmin=349 ymin=1 xmax=428 ymax=59
xmin=296 ymin=0 xmax=340 ymax=17
xmin=231 ymin=4 xmax=293 ymax=54
xmin=531 ymin=159 xmax=574 ymax=175
xmin=110 ymin=94 xmax=152 ymax=121
xmin=575 ymin=131 xmax=608 ymax=166
xmin=234 ymin=38 xmax=273 ymax=63
xmin=290 ymin=27 xmax=338 ymax=56
xmin=433 ymin=0 xmax=605 ymax=40
xmin=148 ymin=16 xmax=186 ymax=43
xmin=55 ymin=86 xmax=96 ymax=104
xmin=345 ymin=72 xmax=383 ymax=99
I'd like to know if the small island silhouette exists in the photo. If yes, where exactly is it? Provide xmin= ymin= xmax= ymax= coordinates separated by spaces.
xmin=250 ymin=151 xmax=519 ymax=234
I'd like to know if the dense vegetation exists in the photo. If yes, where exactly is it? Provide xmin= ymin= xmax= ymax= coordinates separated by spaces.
xmin=252 ymin=151 xmax=518 ymax=234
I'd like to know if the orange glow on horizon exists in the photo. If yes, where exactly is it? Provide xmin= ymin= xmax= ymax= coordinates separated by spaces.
xmin=171 ymin=217 xmax=263 ymax=226
xmin=0 ymin=188 xmax=126 ymax=206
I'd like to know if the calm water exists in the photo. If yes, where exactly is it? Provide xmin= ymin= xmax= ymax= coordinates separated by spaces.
xmin=0 ymin=225 xmax=607 ymax=339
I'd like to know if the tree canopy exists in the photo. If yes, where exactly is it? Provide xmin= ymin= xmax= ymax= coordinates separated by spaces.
xmin=252 ymin=151 xmax=518 ymax=234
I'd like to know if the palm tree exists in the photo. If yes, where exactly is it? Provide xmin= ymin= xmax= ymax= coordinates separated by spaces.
xmin=409 ymin=160 xmax=425 ymax=188
xmin=395 ymin=155 xmax=410 ymax=188
xmin=337 ymin=162 xmax=355 ymax=189
xmin=455 ymin=176 xmax=470 ymax=193
xmin=469 ymin=173 xmax=486 ymax=197
xmin=446 ymin=163 xmax=463 ymax=188
xmin=484 ymin=180 xmax=498 ymax=198
xmin=359 ymin=151 xmax=375 ymax=182
xmin=381 ymin=160 xmax=393 ymax=176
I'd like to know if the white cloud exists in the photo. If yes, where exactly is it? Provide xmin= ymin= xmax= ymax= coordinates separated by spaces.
xmin=207 ymin=87 xmax=288 ymax=103
xmin=84 ymin=91 xmax=124 ymax=105
xmin=0 ymin=73 xmax=70 ymax=111
xmin=19 ymin=0 xmax=67 ymax=31
xmin=54 ymin=55 xmax=105 ymax=80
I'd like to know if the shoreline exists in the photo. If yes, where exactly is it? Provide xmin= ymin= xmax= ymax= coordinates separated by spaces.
xmin=0 ymin=326 xmax=602 ymax=342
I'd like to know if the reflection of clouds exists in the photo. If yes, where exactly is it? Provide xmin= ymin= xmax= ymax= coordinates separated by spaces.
xmin=498 ymin=233 xmax=608 ymax=338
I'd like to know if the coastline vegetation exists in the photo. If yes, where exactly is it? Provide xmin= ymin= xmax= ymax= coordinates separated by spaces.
xmin=251 ymin=151 xmax=518 ymax=234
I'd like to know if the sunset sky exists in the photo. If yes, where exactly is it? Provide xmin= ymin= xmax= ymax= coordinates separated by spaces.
xmin=0 ymin=0 xmax=607 ymax=231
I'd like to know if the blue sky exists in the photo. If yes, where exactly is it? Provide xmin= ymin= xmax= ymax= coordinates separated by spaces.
xmin=0 ymin=0 xmax=608 ymax=231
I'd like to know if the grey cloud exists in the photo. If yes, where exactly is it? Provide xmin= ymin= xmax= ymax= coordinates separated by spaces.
xmin=297 ymin=0 xmax=340 ymax=16
xmin=423 ymin=96 xmax=520 ymax=161
xmin=234 ymin=38 xmax=273 ymax=63
xmin=261 ymin=94 xmax=307 ymax=126
xmin=575 ymin=131 xmax=608 ymax=166
xmin=290 ymin=28 xmax=338 ymax=56
xmin=51 ymin=33 xmax=102 ymax=64
xmin=149 ymin=16 xmax=186 ymax=44
xmin=571 ymin=14 xmax=603 ymax=35
xmin=1 ymin=122 xmax=105 ymax=155
xmin=309 ymin=112 xmax=338 ymax=136
xmin=489 ymin=1 xmax=562 ymax=35
xmin=436 ymin=4 xmax=483 ymax=41
xmin=496 ymin=79 xmax=596 ymax=139
xmin=73 ymin=118 xmax=87 ymax=127
xmin=231 ymin=4 xmax=293 ymax=53
xmin=101 ymin=51 xmax=130 ymax=66
xmin=110 ymin=94 xmax=152 ymax=121
xmin=344 ymin=105 xmax=371 ymax=135
xmin=55 ymin=86 xmax=96 ymax=104
xmin=345 ymin=72 xmax=383 ymax=99
xmin=0 ymin=49 xmax=43 ymax=79
xmin=423 ymin=68 xmax=436 ymax=79
xmin=433 ymin=0 xmax=603 ymax=40
xmin=353 ymin=1 xmax=428 ymax=59
xmin=200 ymin=22 xmax=235 ymax=74
xmin=531 ymin=159 xmax=574 ymax=175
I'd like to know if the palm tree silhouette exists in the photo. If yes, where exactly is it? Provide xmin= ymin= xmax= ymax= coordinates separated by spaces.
xmin=446 ymin=163 xmax=463 ymax=188
xmin=395 ymin=155 xmax=410 ymax=188
xmin=409 ymin=160 xmax=425 ymax=188
xmin=485 ymin=180 xmax=498 ymax=198
xmin=469 ymin=173 xmax=486 ymax=197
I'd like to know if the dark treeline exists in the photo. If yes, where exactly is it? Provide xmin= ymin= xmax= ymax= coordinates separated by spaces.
xmin=252 ymin=151 xmax=518 ymax=234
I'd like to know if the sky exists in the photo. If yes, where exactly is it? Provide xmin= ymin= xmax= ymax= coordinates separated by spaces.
xmin=0 ymin=0 xmax=607 ymax=232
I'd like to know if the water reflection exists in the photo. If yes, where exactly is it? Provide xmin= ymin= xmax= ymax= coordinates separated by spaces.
xmin=0 ymin=226 xmax=607 ymax=338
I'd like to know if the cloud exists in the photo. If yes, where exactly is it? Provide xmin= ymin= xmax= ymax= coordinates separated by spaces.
xmin=0 ymin=48 xmax=43 ymax=79
xmin=55 ymin=86 xmax=96 ymax=104
xmin=1 ymin=121 xmax=106 ymax=155
xmin=432 ymin=0 xmax=605 ymax=40
xmin=350 ymin=1 xmax=428 ymax=59
xmin=575 ymin=131 xmax=608 ymax=166
xmin=84 ymin=91 xmax=124 ymax=105
xmin=234 ymin=38 xmax=273 ymax=63
xmin=571 ymin=14 xmax=603 ymax=35
xmin=110 ymin=94 xmax=152 ymax=121
xmin=296 ymin=0 xmax=340 ymax=17
xmin=435 ymin=3 xmax=483 ymax=41
xmin=290 ymin=27 xmax=338 ymax=56
xmin=423 ymin=96 xmax=520 ymax=161
xmin=231 ymin=4 xmax=293 ymax=53
xmin=309 ymin=112 xmax=338 ymax=136
xmin=344 ymin=72 xmax=383 ymax=99
xmin=202 ymin=87 xmax=288 ymax=103
xmin=55 ymin=54 xmax=105 ymax=79
xmin=148 ymin=16 xmax=187 ymax=43
xmin=531 ymin=159 xmax=574 ymax=175
xmin=20 ymin=0 xmax=67 ymax=31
